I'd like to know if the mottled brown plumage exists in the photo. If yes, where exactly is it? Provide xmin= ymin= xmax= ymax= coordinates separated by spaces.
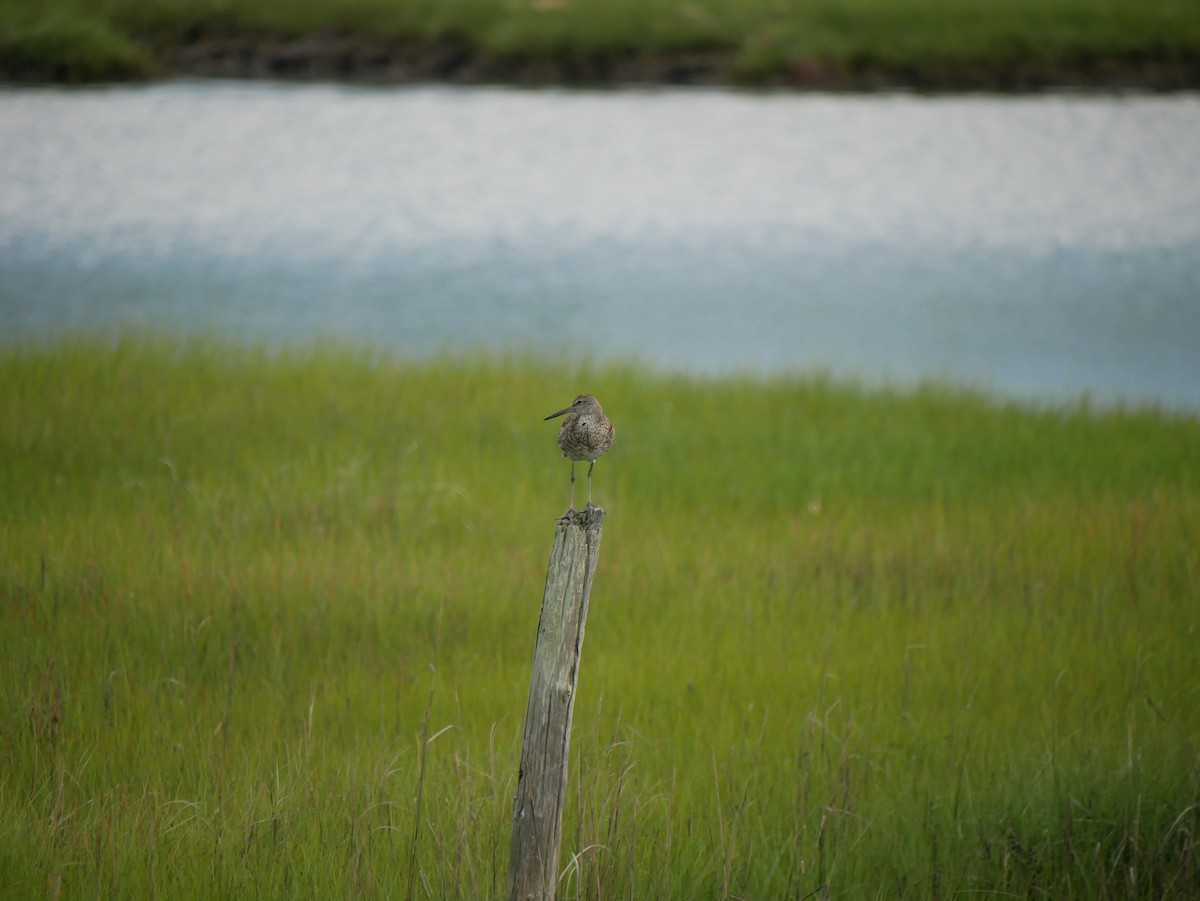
xmin=544 ymin=393 xmax=615 ymax=511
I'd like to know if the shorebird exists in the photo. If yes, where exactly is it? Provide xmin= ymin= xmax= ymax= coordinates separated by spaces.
xmin=544 ymin=394 xmax=615 ymax=511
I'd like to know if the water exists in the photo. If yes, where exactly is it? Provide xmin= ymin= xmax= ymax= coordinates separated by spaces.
xmin=2 ymin=80 xmax=1199 ymax=410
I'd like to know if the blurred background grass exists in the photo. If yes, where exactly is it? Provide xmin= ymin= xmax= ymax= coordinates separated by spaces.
xmin=2 ymin=337 xmax=1197 ymax=896
xmin=2 ymin=0 xmax=1199 ymax=84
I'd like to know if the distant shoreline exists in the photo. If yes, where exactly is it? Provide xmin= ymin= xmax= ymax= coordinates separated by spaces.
xmin=4 ymin=27 xmax=1200 ymax=92
xmin=166 ymin=34 xmax=1200 ymax=92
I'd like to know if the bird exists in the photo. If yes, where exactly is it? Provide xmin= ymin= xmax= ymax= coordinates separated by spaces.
xmin=544 ymin=393 xmax=615 ymax=512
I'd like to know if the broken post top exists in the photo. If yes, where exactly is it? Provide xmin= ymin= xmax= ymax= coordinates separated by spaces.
xmin=558 ymin=505 xmax=605 ymax=529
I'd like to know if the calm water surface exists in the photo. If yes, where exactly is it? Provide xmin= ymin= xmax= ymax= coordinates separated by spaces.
xmin=2 ymin=81 xmax=1199 ymax=410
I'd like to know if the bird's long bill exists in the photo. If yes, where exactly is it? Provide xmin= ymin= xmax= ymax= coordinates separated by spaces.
xmin=544 ymin=406 xmax=573 ymax=420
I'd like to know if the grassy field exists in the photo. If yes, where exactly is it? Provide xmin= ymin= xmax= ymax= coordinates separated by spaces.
xmin=2 ymin=0 xmax=1199 ymax=85
xmin=1 ymin=337 xmax=1198 ymax=898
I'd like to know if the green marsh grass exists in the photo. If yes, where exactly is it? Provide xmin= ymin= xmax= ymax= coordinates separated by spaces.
xmin=3 ymin=0 xmax=1199 ymax=83
xmin=2 ymin=338 xmax=1198 ymax=897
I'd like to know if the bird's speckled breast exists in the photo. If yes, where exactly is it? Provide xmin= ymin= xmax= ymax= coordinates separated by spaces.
xmin=557 ymin=414 xmax=615 ymax=462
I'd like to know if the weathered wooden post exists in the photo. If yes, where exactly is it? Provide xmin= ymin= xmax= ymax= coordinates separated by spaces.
xmin=507 ymin=506 xmax=605 ymax=901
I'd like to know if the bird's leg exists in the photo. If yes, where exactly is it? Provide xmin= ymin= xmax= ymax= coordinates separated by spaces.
xmin=587 ymin=460 xmax=595 ymax=508
xmin=568 ymin=461 xmax=576 ymax=512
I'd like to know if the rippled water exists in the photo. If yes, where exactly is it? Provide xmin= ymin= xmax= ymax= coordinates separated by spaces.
xmin=2 ymin=81 xmax=1199 ymax=409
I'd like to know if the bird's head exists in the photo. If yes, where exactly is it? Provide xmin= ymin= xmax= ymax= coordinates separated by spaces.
xmin=545 ymin=394 xmax=600 ymax=420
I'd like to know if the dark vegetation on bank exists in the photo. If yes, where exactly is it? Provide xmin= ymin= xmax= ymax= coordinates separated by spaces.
xmin=2 ymin=0 xmax=1199 ymax=90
